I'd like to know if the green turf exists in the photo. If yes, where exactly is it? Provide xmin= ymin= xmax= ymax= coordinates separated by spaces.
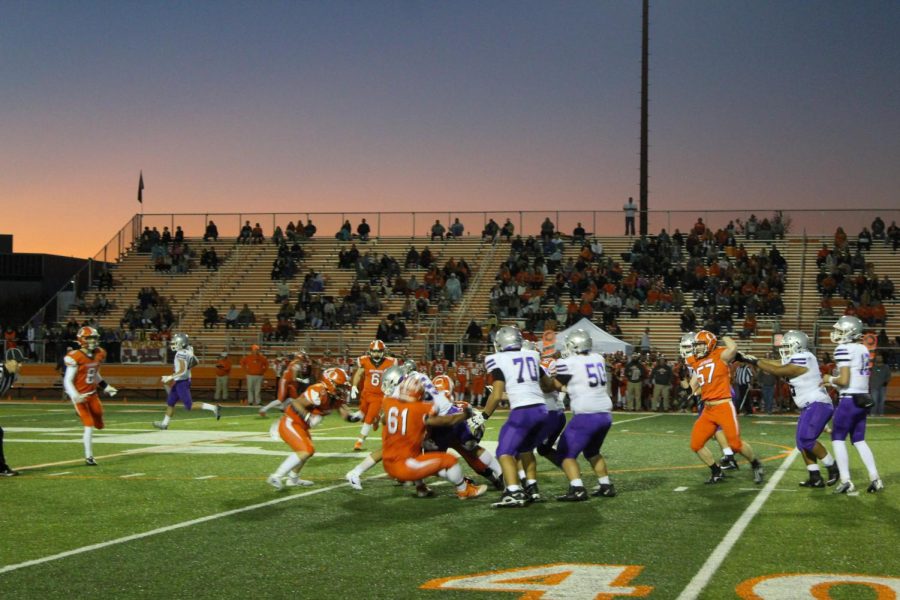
xmin=1 ymin=402 xmax=897 ymax=599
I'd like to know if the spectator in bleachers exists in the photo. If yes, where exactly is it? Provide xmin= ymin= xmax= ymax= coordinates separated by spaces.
xmin=238 ymin=221 xmax=252 ymax=244
xmin=857 ymin=227 xmax=873 ymax=251
xmin=623 ymin=197 xmax=637 ymax=235
xmin=204 ymin=221 xmax=219 ymax=241
xmin=275 ymin=279 xmax=291 ymax=303
xmin=449 ymin=218 xmax=464 ymax=238
xmin=251 ymin=223 xmax=265 ymax=244
xmin=376 ymin=317 xmax=390 ymax=342
xmin=445 ymin=273 xmax=462 ymax=303
xmin=200 ymin=247 xmax=219 ymax=270
xmin=879 ymin=275 xmax=894 ymax=300
xmin=389 ymin=314 xmax=408 ymax=341
xmin=304 ymin=219 xmax=317 ymax=239
xmin=540 ymin=217 xmax=555 ymax=243
xmin=161 ymin=227 xmax=172 ymax=244
xmin=203 ymin=305 xmax=219 ymax=328
xmin=572 ymin=222 xmax=586 ymax=245
xmin=834 ymin=226 xmax=848 ymax=251
xmin=482 ymin=218 xmax=500 ymax=241
xmin=336 ymin=220 xmax=352 ymax=241
xmin=272 ymin=225 xmax=284 ymax=246
xmin=431 ymin=220 xmax=446 ymax=241
xmin=261 ymin=318 xmax=275 ymax=341
xmin=97 ymin=268 xmax=114 ymax=291
xmin=357 ymin=218 xmax=371 ymax=241
xmin=174 ymin=226 xmax=184 ymax=244
xmin=872 ymin=216 xmax=886 ymax=241
xmin=404 ymin=246 xmax=419 ymax=269
xmin=887 ymin=221 xmax=899 ymax=250
xmin=223 ymin=303 xmax=238 ymax=328
xmin=500 ymin=219 xmax=515 ymax=241
xmin=237 ymin=303 xmax=255 ymax=328
xmin=419 ymin=247 xmax=434 ymax=268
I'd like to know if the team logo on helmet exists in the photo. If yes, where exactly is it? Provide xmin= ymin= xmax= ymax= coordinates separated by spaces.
xmin=432 ymin=374 xmax=454 ymax=394
xmin=692 ymin=330 xmax=717 ymax=359
xmin=368 ymin=340 xmax=386 ymax=363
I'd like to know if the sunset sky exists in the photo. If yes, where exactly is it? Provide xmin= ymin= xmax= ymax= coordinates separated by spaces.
xmin=3 ymin=1 xmax=899 ymax=258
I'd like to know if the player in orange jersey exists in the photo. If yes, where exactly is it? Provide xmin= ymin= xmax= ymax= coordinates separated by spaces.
xmin=686 ymin=331 xmax=764 ymax=484
xmin=63 ymin=327 xmax=119 ymax=466
xmin=379 ymin=366 xmax=487 ymax=500
xmin=469 ymin=356 xmax=487 ymax=408
xmin=259 ymin=351 xmax=313 ymax=417
xmin=350 ymin=340 xmax=397 ymax=451
xmin=453 ymin=354 xmax=470 ymax=402
xmin=266 ymin=367 xmax=356 ymax=490
xmin=431 ymin=351 xmax=450 ymax=378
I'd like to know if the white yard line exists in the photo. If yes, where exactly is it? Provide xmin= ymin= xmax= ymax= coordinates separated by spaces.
xmin=675 ymin=448 xmax=799 ymax=600
xmin=119 ymin=473 xmax=145 ymax=479
xmin=0 ymin=477 xmax=384 ymax=575
xmin=614 ymin=413 xmax=664 ymax=425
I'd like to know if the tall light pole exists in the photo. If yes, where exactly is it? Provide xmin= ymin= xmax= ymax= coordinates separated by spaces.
xmin=639 ymin=0 xmax=649 ymax=236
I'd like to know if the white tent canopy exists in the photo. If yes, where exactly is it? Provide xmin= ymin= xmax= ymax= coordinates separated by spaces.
xmin=553 ymin=318 xmax=633 ymax=356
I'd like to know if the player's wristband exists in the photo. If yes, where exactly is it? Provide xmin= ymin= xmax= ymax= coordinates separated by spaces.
xmin=97 ymin=380 xmax=108 ymax=390
xmin=483 ymin=412 xmax=491 ymax=420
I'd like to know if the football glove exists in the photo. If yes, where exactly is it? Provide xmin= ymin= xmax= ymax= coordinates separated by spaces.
xmin=350 ymin=386 xmax=359 ymax=401
xmin=161 ymin=375 xmax=174 ymax=384
xmin=104 ymin=384 xmax=118 ymax=397
xmin=304 ymin=413 xmax=323 ymax=428
xmin=735 ymin=352 xmax=758 ymax=366
xmin=345 ymin=410 xmax=363 ymax=423
xmin=466 ymin=411 xmax=486 ymax=436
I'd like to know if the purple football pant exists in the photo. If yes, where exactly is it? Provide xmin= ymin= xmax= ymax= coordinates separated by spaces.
xmin=796 ymin=402 xmax=833 ymax=451
xmin=166 ymin=380 xmax=193 ymax=409
xmin=557 ymin=412 xmax=613 ymax=460
xmin=496 ymin=404 xmax=549 ymax=457
xmin=831 ymin=396 xmax=867 ymax=443
xmin=429 ymin=422 xmax=475 ymax=451
xmin=537 ymin=410 xmax=567 ymax=450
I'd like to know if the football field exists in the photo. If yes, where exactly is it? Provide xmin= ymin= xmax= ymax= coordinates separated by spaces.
xmin=1 ymin=402 xmax=898 ymax=599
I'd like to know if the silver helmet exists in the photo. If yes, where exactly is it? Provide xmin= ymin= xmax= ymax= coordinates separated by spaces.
xmin=521 ymin=339 xmax=537 ymax=351
xmin=779 ymin=330 xmax=809 ymax=363
xmin=401 ymin=360 xmax=416 ymax=375
xmin=830 ymin=315 xmax=864 ymax=344
xmin=494 ymin=326 xmax=523 ymax=352
xmin=565 ymin=329 xmax=593 ymax=355
xmin=679 ymin=332 xmax=695 ymax=359
xmin=170 ymin=333 xmax=190 ymax=352
xmin=381 ymin=365 xmax=407 ymax=397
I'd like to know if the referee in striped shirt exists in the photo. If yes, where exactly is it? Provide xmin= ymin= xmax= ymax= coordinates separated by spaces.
xmin=1 ymin=347 xmax=25 ymax=476
xmin=734 ymin=360 xmax=755 ymax=415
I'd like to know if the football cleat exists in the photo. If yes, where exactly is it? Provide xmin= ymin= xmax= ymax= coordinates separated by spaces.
xmin=557 ymin=486 xmax=589 ymax=502
xmin=592 ymin=483 xmax=618 ymax=497
xmin=353 ymin=440 xmax=364 ymax=452
xmin=799 ymin=476 xmax=825 ymax=488
xmin=833 ymin=481 xmax=855 ymax=495
xmin=485 ymin=472 xmax=505 ymax=491
xmin=752 ymin=463 xmax=765 ymax=485
xmin=285 ymin=475 xmax=314 ymax=487
xmin=705 ymin=473 xmax=726 ymax=484
xmin=524 ymin=482 xmax=542 ymax=503
xmin=258 ymin=409 xmax=267 ymax=418
xmin=215 ymin=405 xmax=222 ymax=421
xmin=491 ymin=489 xmax=528 ymax=508
xmin=720 ymin=455 xmax=739 ymax=471
xmin=345 ymin=471 xmax=363 ymax=491
xmin=457 ymin=482 xmax=488 ymax=500
xmin=266 ymin=475 xmax=284 ymax=491
xmin=85 ymin=457 xmax=98 ymax=466
xmin=416 ymin=483 xmax=435 ymax=498
xmin=0 ymin=467 xmax=20 ymax=477
xmin=152 ymin=421 xmax=168 ymax=430
xmin=866 ymin=479 xmax=884 ymax=493
xmin=825 ymin=463 xmax=840 ymax=486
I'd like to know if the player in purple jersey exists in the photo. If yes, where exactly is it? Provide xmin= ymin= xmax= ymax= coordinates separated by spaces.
xmin=153 ymin=334 xmax=220 ymax=430
xmin=824 ymin=316 xmax=883 ymax=494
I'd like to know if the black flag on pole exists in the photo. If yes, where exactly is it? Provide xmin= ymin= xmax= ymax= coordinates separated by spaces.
xmin=138 ymin=171 xmax=144 ymax=204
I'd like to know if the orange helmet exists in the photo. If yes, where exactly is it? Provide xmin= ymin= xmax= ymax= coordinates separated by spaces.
xmin=692 ymin=330 xmax=717 ymax=358
xmin=77 ymin=326 xmax=100 ymax=351
xmin=432 ymin=374 xmax=454 ymax=394
xmin=322 ymin=367 xmax=350 ymax=396
xmin=368 ymin=340 xmax=386 ymax=362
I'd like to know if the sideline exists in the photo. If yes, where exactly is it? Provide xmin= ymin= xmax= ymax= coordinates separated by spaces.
xmin=674 ymin=448 xmax=800 ymax=600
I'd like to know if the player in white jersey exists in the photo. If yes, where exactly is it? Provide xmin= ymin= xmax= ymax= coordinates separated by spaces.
xmin=469 ymin=327 xmax=555 ymax=508
xmin=153 ymin=334 xmax=220 ymax=430
xmin=743 ymin=331 xmax=839 ymax=487
xmin=551 ymin=330 xmax=617 ymax=501
xmin=823 ymin=316 xmax=883 ymax=493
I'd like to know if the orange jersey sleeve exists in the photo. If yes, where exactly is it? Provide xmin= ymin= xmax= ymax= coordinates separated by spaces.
xmin=686 ymin=347 xmax=732 ymax=401
xmin=65 ymin=349 xmax=106 ymax=396
xmin=380 ymin=398 xmax=435 ymax=462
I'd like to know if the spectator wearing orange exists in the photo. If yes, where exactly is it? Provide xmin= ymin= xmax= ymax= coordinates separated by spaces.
xmin=240 ymin=345 xmax=269 ymax=406
xmin=214 ymin=352 xmax=232 ymax=401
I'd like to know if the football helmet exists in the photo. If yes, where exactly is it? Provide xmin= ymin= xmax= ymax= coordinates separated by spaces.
xmin=779 ymin=330 xmax=809 ymax=364
xmin=679 ymin=333 xmax=695 ymax=359
xmin=830 ymin=315 xmax=864 ymax=344
xmin=368 ymin=340 xmax=386 ymax=363
xmin=565 ymin=329 xmax=593 ymax=355
xmin=77 ymin=326 xmax=100 ymax=351
xmin=494 ymin=326 xmax=523 ymax=352
xmin=692 ymin=330 xmax=717 ymax=359
xmin=433 ymin=374 xmax=454 ymax=394
xmin=521 ymin=339 xmax=536 ymax=351
xmin=401 ymin=359 xmax=416 ymax=374
xmin=380 ymin=365 xmax=407 ymax=397
xmin=322 ymin=367 xmax=350 ymax=398
xmin=170 ymin=333 xmax=190 ymax=352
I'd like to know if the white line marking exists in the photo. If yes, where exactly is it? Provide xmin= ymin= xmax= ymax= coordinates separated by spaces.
xmin=616 ymin=414 xmax=664 ymax=425
xmin=675 ymin=448 xmax=799 ymax=600
xmin=194 ymin=475 xmax=217 ymax=480
xmin=47 ymin=471 xmax=72 ymax=477
xmin=120 ymin=473 xmax=145 ymax=479
xmin=674 ymin=486 xmax=689 ymax=492
xmin=737 ymin=488 xmax=797 ymax=492
xmin=667 ymin=430 xmax=675 ymax=433
xmin=0 ymin=477 xmax=384 ymax=575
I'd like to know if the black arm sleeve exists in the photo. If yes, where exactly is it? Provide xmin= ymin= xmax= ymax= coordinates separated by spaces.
xmin=489 ymin=368 xmax=505 ymax=382
xmin=556 ymin=374 xmax=573 ymax=385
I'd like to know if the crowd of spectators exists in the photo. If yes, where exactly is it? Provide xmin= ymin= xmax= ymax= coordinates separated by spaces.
xmin=120 ymin=287 xmax=176 ymax=331
xmin=139 ymin=226 xmax=195 ymax=273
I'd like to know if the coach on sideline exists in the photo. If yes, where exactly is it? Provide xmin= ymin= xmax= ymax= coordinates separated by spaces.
xmin=1 ymin=348 xmax=25 ymax=476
